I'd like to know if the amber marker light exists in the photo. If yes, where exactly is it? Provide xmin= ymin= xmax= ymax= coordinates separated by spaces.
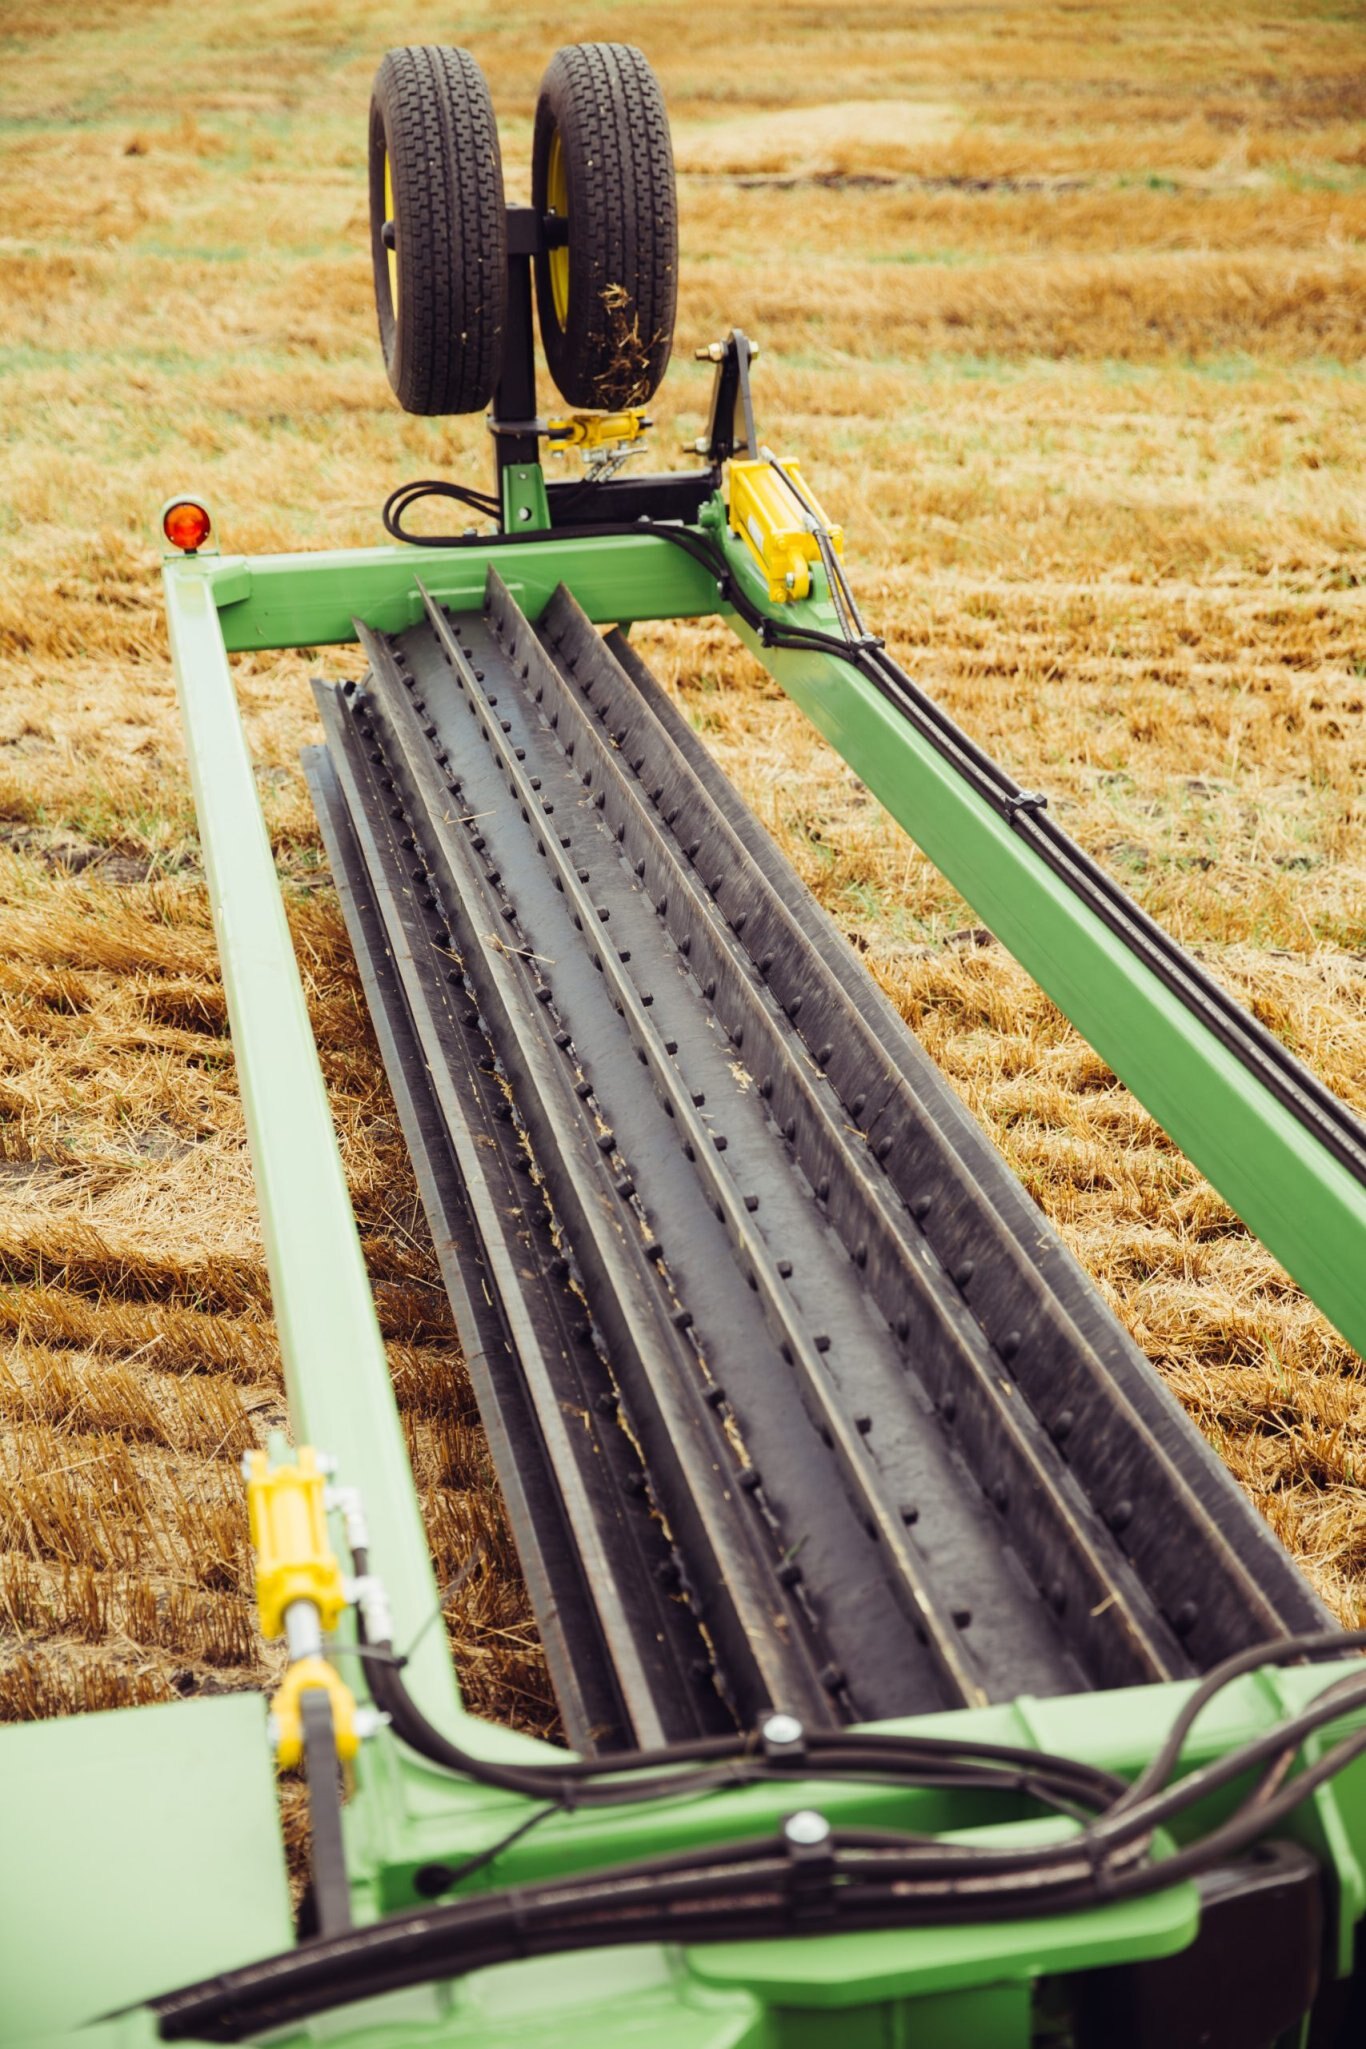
xmin=162 ymin=499 xmax=212 ymax=553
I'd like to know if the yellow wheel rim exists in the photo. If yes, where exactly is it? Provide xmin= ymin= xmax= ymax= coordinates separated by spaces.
xmin=546 ymin=127 xmax=569 ymax=328
xmin=384 ymin=150 xmax=398 ymax=314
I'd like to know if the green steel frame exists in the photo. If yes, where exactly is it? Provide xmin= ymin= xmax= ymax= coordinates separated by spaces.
xmin=6 ymin=485 xmax=1365 ymax=2047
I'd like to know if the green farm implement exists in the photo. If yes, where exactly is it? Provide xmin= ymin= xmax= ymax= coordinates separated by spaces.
xmin=7 ymin=41 xmax=1366 ymax=2049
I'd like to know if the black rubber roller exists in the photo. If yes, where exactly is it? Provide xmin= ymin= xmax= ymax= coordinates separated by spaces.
xmin=368 ymin=46 xmax=507 ymax=415
xmin=532 ymin=43 xmax=678 ymax=409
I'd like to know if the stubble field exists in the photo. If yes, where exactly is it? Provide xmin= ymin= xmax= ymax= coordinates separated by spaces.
xmin=1 ymin=0 xmax=1363 ymax=1759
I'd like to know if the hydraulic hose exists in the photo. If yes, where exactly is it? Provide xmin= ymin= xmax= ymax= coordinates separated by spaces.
xmin=152 ymin=1635 xmax=1366 ymax=2042
xmin=352 ymin=1546 xmax=1126 ymax=1816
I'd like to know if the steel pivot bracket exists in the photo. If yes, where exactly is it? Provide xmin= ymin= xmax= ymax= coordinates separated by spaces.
xmin=696 ymin=328 xmax=761 ymax=464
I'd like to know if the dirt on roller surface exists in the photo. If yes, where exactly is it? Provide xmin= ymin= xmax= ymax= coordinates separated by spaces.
xmin=1 ymin=0 xmax=1362 ymax=1823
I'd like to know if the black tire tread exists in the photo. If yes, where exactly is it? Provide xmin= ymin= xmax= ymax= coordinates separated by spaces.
xmin=532 ymin=43 xmax=677 ymax=408
xmin=370 ymin=45 xmax=506 ymax=415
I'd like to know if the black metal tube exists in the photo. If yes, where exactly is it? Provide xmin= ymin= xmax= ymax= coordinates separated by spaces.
xmin=299 ymin=1690 xmax=353 ymax=1940
xmin=490 ymin=224 xmax=541 ymax=489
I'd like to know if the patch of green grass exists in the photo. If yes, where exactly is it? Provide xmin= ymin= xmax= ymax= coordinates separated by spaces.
xmin=1271 ymin=163 xmax=1366 ymax=195
xmin=128 ymin=241 xmax=253 ymax=264
xmin=869 ymin=248 xmax=979 ymax=267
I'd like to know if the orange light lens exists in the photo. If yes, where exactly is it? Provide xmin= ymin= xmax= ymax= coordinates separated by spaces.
xmin=163 ymin=500 xmax=212 ymax=552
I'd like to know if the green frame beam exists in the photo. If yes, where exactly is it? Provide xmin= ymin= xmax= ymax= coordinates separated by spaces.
xmin=2 ymin=1694 xmax=292 ymax=2041
xmin=165 ymin=557 xmax=476 ymax=1747
xmin=199 ymin=531 xmax=722 ymax=653
xmin=712 ymin=524 xmax=1366 ymax=1363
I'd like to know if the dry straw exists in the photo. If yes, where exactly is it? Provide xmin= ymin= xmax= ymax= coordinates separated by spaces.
xmin=1 ymin=1 xmax=1363 ymax=1862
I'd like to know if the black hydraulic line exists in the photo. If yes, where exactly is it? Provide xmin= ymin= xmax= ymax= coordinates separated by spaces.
xmin=150 ymin=1638 xmax=1366 ymax=2042
xmin=412 ymin=1802 xmax=567 ymax=1899
xmin=1110 ymin=1626 xmax=1366 ymax=1819
xmin=383 ymin=472 xmax=718 ymax=543
xmin=299 ymin=1690 xmax=352 ymax=1940
xmin=383 ymin=479 xmax=502 ymax=537
xmin=155 ymin=1795 xmax=1360 ymax=2041
xmin=356 ymin=1552 xmax=1366 ymax=1858
xmin=353 ymin=1536 xmax=1129 ymax=1817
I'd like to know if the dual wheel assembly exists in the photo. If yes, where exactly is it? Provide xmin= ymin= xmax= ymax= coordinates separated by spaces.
xmin=368 ymin=43 xmax=678 ymax=416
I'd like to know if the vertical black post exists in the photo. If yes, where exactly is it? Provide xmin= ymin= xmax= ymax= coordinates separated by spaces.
xmin=491 ymin=209 xmax=543 ymax=512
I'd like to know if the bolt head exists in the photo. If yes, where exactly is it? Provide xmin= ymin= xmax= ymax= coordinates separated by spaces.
xmin=784 ymin=1809 xmax=830 ymax=1847
xmin=762 ymin=1712 xmax=804 ymax=1748
xmin=517 ymin=506 xmax=533 ymax=522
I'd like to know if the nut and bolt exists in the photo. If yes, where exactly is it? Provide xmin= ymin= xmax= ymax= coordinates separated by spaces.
xmin=784 ymin=1809 xmax=831 ymax=1848
xmin=693 ymin=338 xmax=760 ymax=363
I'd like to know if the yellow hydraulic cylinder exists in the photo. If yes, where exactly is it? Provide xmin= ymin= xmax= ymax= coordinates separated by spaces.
xmin=728 ymin=457 xmax=844 ymax=603
xmin=545 ymin=409 xmax=650 ymax=455
xmin=245 ymin=1446 xmax=348 ymax=1640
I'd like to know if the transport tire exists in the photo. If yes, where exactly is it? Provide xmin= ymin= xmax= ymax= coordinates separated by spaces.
xmin=368 ymin=46 xmax=507 ymax=415
xmin=531 ymin=43 xmax=678 ymax=408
